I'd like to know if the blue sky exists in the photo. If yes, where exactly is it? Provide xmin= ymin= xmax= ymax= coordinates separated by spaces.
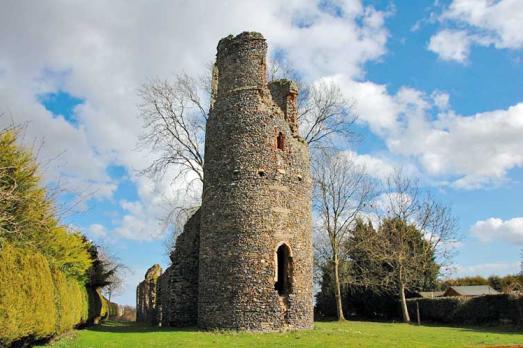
xmin=1 ymin=0 xmax=522 ymax=306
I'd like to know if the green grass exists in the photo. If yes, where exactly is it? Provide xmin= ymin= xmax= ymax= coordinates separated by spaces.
xmin=41 ymin=320 xmax=523 ymax=348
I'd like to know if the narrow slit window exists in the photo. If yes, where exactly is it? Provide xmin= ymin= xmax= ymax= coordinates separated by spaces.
xmin=274 ymin=243 xmax=292 ymax=295
xmin=277 ymin=132 xmax=285 ymax=150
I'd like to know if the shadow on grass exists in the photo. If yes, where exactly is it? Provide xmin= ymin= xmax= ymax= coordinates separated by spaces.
xmin=317 ymin=317 xmax=523 ymax=337
xmin=424 ymin=323 xmax=523 ymax=337
xmin=88 ymin=319 xmax=523 ymax=338
xmin=86 ymin=321 xmax=199 ymax=334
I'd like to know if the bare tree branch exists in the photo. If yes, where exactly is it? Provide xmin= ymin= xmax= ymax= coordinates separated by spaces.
xmin=137 ymin=74 xmax=207 ymax=188
xmin=312 ymin=150 xmax=374 ymax=320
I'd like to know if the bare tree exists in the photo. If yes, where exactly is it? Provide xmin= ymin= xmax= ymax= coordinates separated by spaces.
xmin=313 ymin=151 xmax=374 ymax=320
xmin=298 ymin=81 xmax=356 ymax=148
xmin=138 ymin=66 xmax=356 ymax=189
xmin=138 ymin=73 xmax=207 ymax=188
xmin=370 ymin=171 xmax=458 ymax=322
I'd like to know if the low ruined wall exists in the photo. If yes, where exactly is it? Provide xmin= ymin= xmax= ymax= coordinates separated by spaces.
xmin=136 ymin=264 xmax=162 ymax=324
xmin=139 ymin=209 xmax=200 ymax=327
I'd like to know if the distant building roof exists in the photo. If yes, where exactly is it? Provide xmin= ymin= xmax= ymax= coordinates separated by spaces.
xmin=444 ymin=285 xmax=500 ymax=297
xmin=418 ymin=291 xmax=444 ymax=298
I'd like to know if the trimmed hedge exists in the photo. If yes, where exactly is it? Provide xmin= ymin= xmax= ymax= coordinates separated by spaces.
xmin=0 ymin=243 xmax=57 ymax=344
xmin=407 ymin=295 xmax=523 ymax=326
xmin=51 ymin=267 xmax=89 ymax=333
xmin=0 ymin=243 xmax=105 ymax=346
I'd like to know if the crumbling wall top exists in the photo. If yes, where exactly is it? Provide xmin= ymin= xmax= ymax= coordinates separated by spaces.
xmin=216 ymin=31 xmax=266 ymax=57
xmin=145 ymin=264 xmax=162 ymax=280
xmin=214 ymin=32 xmax=268 ymax=98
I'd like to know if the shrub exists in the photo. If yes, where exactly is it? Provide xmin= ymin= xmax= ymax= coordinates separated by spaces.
xmin=0 ymin=129 xmax=92 ymax=280
xmin=0 ymin=128 xmax=109 ymax=346
xmin=456 ymin=294 xmax=523 ymax=325
xmin=408 ymin=295 xmax=523 ymax=326
xmin=0 ymin=243 xmax=57 ymax=345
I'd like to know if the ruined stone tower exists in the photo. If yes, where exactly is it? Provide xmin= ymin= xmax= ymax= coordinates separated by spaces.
xmin=137 ymin=31 xmax=313 ymax=331
xmin=198 ymin=32 xmax=313 ymax=330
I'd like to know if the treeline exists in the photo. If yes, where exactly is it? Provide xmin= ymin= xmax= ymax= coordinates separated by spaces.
xmin=315 ymin=215 xmax=523 ymax=321
xmin=441 ymin=275 xmax=523 ymax=293
xmin=0 ymin=128 xmax=113 ymax=346
xmin=316 ymin=272 xmax=523 ymax=321
xmin=315 ymin=218 xmax=439 ymax=321
xmin=108 ymin=303 xmax=136 ymax=322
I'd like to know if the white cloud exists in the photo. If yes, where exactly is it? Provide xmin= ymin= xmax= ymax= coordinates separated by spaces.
xmin=88 ymin=224 xmax=107 ymax=238
xmin=333 ymin=74 xmax=523 ymax=189
xmin=0 ymin=0 xmax=389 ymax=240
xmin=443 ymin=0 xmax=523 ymax=50
xmin=333 ymin=77 xmax=400 ymax=136
xmin=470 ymin=217 xmax=523 ymax=245
xmin=341 ymin=150 xmax=395 ymax=181
xmin=416 ymin=104 xmax=523 ymax=188
xmin=431 ymin=91 xmax=450 ymax=111
xmin=428 ymin=30 xmax=472 ymax=63
xmin=429 ymin=0 xmax=523 ymax=62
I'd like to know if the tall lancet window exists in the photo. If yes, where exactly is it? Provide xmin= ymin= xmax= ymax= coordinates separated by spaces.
xmin=275 ymin=243 xmax=293 ymax=295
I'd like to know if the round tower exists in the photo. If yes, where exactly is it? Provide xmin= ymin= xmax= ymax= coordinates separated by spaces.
xmin=198 ymin=32 xmax=313 ymax=331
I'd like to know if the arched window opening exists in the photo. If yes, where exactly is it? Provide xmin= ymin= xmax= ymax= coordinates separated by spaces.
xmin=277 ymin=132 xmax=285 ymax=150
xmin=274 ymin=243 xmax=292 ymax=296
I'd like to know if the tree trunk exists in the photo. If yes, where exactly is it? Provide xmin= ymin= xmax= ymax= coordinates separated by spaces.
xmin=399 ymin=282 xmax=410 ymax=322
xmin=333 ymin=253 xmax=346 ymax=321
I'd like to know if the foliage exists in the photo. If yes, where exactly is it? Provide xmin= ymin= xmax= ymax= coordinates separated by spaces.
xmin=376 ymin=218 xmax=440 ymax=292
xmin=440 ymin=274 xmax=523 ymax=293
xmin=441 ymin=276 xmax=489 ymax=288
xmin=52 ymin=267 xmax=89 ymax=334
xmin=0 ymin=243 xmax=102 ymax=345
xmin=316 ymin=217 xmax=439 ymax=320
xmin=0 ymin=129 xmax=48 ymax=242
xmin=39 ymin=320 xmax=523 ymax=348
xmin=87 ymin=244 xmax=120 ymax=289
xmin=0 ymin=243 xmax=57 ymax=344
xmin=0 ymin=129 xmax=108 ymax=345
xmin=0 ymin=129 xmax=92 ymax=279
xmin=407 ymin=295 xmax=523 ymax=326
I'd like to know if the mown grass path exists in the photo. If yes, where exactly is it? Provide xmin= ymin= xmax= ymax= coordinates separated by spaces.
xmin=42 ymin=320 xmax=523 ymax=348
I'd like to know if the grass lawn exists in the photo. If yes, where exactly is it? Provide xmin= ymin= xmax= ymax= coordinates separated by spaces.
xmin=41 ymin=320 xmax=523 ymax=348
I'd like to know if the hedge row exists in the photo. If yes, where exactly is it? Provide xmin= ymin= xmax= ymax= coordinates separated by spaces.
xmin=0 ymin=243 xmax=105 ymax=346
xmin=407 ymin=295 xmax=523 ymax=326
